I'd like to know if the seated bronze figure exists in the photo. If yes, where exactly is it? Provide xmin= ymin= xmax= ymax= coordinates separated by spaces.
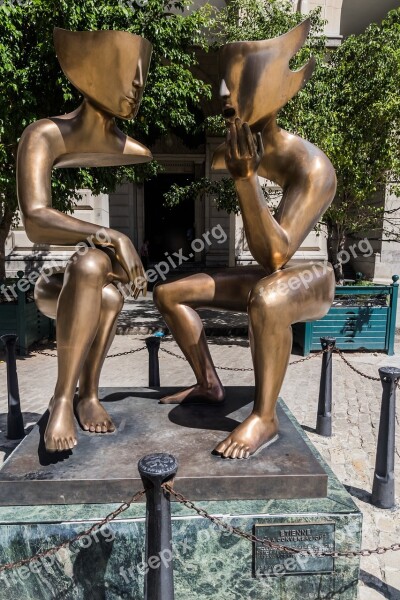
xmin=17 ymin=29 xmax=152 ymax=452
xmin=154 ymin=20 xmax=336 ymax=459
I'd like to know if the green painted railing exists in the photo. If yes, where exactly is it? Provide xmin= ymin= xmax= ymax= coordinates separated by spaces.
xmin=0 ymin=283 xmax=54 ymax=355
xmin=293 ymin=275 xmax=399 ymax=356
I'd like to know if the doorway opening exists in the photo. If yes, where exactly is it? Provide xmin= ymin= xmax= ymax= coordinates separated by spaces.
xmin=144 ymin=174 xmax=195 ymax=263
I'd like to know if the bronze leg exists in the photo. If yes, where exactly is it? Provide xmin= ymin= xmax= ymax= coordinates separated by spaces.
xmin=153 ymin=267 xmax=265 ymax=404
xmin=35 ymin=249 xmax=116 ymax=452
xmin=215 ymin=262 xmax=335 ymax=459
xmin=76 ymin=284 xmax=123 ymax=432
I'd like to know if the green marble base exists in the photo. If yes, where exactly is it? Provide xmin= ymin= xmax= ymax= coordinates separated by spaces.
xmin=0 ymin=397 xmax=362 ymax=599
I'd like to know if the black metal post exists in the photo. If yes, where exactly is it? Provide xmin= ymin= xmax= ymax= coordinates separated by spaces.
xmin=138 ymin=453 xmax=178 ymax=600
xmin=371 ymin=366 xmax=400 ymax=509
xmin=145 ymin=336 xmax=161 ymax=386
xmin=316 ymin=337 xmax=336 ymax=437
xmin=0 ymin=334 xmax=25 ymax=440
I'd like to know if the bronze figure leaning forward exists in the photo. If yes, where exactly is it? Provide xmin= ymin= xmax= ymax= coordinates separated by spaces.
xmin=154 ymin=20 xmax=336 ymax=459
xmin=17 ymin=29 xmax=152 ymax=452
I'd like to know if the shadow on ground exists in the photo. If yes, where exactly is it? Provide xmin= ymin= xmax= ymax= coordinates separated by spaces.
xmin=344 ymin=484 xmax=373 ymax=505
xmin=360 ymin=569 xmax=400 ymax=599
xmin=0 ymin=412 xmax=41 ymax=461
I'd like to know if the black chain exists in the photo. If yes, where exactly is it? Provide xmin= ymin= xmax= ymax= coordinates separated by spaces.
xmin=164 ymin=484 xmax=400 ymax=559
xmin=32 ymin=347 xmax=147 ymax=359
xmin=160 ymin=347 xmax=253 ymax=371
xmin=334 ymin=348 xmax=381 ymax=381
xmin=24 ymin=341 xmax=398 ymax=384
xmin=106 ymin=347 xmax=147 ymax=359
xmin=0 ymin=489 xmax=145 ymax=574
xmin=160 ymin=346 xmax=327 ymax=371
xmin=288 ymin=349 xmax=327 ymax=365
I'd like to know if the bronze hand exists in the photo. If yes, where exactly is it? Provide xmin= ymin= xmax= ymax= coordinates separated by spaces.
xmin=225 ymin=119 xmax=263 ymax=180
xmin=112 ymin=233 xmax=148 ymax=298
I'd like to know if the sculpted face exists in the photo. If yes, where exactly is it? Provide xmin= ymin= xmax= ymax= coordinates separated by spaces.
xmin=219 ymin=19 xmax=315 ymax=128
xmin=53 ymin=29 xmax=153 ymax=120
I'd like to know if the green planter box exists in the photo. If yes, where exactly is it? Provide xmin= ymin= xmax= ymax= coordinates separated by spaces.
xmin=0 ymin=282 xmax=54 ymax=355
xmin=293 ymin=276 xmax=399 ymax=356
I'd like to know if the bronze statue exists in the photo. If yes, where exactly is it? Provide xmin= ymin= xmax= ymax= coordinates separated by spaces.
xmin=154 ymin=20 xmax=336 ymax=459
xmin=17 ymin=29 xmax=153 ymax=452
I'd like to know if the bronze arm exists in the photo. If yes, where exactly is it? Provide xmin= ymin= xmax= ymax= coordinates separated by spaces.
xmin=234 ymin=174 xmax=289 ymax=272
xmin=226 ymin=119 xmax=336 ymax=272
xmin=17 ymin=120 xmax=117 ymax=246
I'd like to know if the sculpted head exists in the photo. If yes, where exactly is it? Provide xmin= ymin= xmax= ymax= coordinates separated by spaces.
xmin=53 ymin=28 xmax=153 ymax=120
xmin=219 ymin=19 xmax=315 ymax=128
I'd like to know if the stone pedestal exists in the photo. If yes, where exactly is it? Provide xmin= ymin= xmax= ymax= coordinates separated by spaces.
xmin=0 ymin=387 xmax=362 ymax=599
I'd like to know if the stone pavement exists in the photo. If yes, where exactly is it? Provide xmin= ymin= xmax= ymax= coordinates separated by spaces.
xmin=117 ymin=292 xmax=249 ymax=335
xmin=0 ymin=319 xmax=399 ymax=598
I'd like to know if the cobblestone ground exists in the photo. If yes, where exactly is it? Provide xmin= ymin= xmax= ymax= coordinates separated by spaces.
xmin=0 ymin=332 xmax=399 ymax=599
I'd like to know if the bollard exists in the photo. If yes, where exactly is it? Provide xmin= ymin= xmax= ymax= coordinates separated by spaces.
xmin=0 ymin=334 xmax=25 ymax=440
xmin=316 ymin=337 xmax=336 ymax=437
xmin=371 ymin=366 xmax=400 ymax=509
xmin=138 ymin=453 xmax=178 ymax=600
xmin=145 ymin=336 xmax=161 ymax=386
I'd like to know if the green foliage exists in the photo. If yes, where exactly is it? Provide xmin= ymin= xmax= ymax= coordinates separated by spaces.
xmin=210 ymin=0 xmax=325 ymax=55
xmin=164 ymin=177 xmax=239 ymax=213
xmin=313 ymin=9 xmax=400 ymax=244
xmin=165 ymin=2 xmax=400 ymax=277
xmin=164 ymin=0 xmax=326 ymax=214
xmin=164 ymin=174 xmax=283 ymax=214
xmin=0 ymin=0 xmax=214 ymax=224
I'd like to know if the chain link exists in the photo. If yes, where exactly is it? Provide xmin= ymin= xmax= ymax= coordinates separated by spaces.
xmin=31 ymin=349 xmax=58 ymax=358
xmin=288 ymin=348 xmax=327 ymax=365
xmin=160 ymin=346 xmax=328 ymax=371
xmin=160 ymin=347 xmax=253 ymax=371
xmin=20 ymin=340 xmax=400 ymax=386
xmin=28 ymin=343 xmax=396 ymax=385
xmin=164 ymin=484 xmax=400 ymax=559
xmin=333 ymin=348 xmax=381 ymax=382
xmin=0 ymin=489 xmax=145 ymax=574
xmin=105 ymin=347 xmax=147 ymax=359
xmin=29 ymin=346 xmax=400 ymax=389
xmin=31 ymin=347 xmax=147 ymax=360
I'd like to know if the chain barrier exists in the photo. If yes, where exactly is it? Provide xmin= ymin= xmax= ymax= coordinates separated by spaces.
xmin=23 ymin=343 xmax=396 ymax=384
xmin=333 ymin=348 xmax=381 ymax=382
xmin=159 ymin=346 xmax=328 ymax=371
xmin=160 ymin=346 xmax=252 ymax=371
xmin=163 ymin=484 xmax=400 ymax=559
xmin=0 ymin=480 xmax=398 ymax=575
xmin=30 ymin=346 xmax=147 ymax=360
xmin=0 ymin=489 xmax=145 ymax=574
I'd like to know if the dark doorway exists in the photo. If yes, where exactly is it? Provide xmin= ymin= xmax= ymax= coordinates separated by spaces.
xmin=144 ymin=174 xmax=195 ymax=262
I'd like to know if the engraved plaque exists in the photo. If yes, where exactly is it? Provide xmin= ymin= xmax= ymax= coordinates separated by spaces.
xmin=254 ymin=522 xmax=335 ymax=577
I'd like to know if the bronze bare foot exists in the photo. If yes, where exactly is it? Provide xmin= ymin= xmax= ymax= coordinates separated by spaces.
xmin=214 ymin=413 xmax=279 ymax=459
xmin=44 ymin=396 xmax=78 ymax=453
xmin=75 ymin=396 xmax=116 ymax=433
xmin=160 ymin=382 xmax=225 ymax=405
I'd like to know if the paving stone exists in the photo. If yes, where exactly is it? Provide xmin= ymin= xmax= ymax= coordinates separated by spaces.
xmin=358 ymin=584 xmax=388 ymax=600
